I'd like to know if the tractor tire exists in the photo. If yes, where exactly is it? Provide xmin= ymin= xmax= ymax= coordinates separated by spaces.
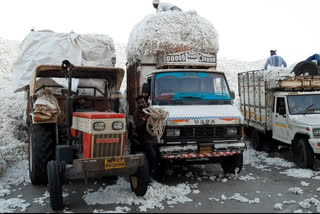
xmin=221 ymin=153 xmax=243 ymax=174
xmin=47 ymin=160 xmax=63 ymax=210
xmin=292 ymin=137 xmax=314 ymax=169
xmin=29 ymin=123 xmax=56 ymax=185
xmin=291 ymin=60 xmax=319 ymax=76
xmin=251 ymin=129 xmax=265 ymax=151
xmin=130 ymin=155 xmax=150 ymax=196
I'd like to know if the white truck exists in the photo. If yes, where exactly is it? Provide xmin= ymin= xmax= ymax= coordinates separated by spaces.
xmin=127 ymin=51 xmax=245 ymax=175
xmin=238 ymin=66 xmax=320 ymax=169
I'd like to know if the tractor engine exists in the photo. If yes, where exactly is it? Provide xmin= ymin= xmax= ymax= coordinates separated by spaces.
xmin=71 ymin=112 xmax=126 ymax=159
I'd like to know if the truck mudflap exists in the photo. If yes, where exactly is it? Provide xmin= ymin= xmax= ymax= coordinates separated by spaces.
xmin=162 ymin=150 xmax=242 ymax=159
xmin=73 ymin=154 xmax=145 ymax=176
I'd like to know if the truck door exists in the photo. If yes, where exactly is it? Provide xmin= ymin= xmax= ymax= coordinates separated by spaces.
xmin=272 ymin=96 xmax=290 ymax=143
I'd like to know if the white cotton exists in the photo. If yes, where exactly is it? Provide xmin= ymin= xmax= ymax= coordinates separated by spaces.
xmin=289 ymin=187 xmax=304 ymax=195
xmin=273 ymin=203 xmax=283 ymax=210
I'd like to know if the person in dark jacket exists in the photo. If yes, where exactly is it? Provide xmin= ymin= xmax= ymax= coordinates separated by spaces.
xmin=306 ymin=53 xmax=320 ymax=66
xmin=132 ymin=95 xmax=158 ymax=176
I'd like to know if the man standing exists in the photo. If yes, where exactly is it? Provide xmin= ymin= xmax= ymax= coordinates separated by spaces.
xmin=152 ymin=0 xmax=182 ymax=12
xmin=132 ymin=95 xmax=158 ymax=177
xmin=264 ymin=50 xmax=287 ymax=70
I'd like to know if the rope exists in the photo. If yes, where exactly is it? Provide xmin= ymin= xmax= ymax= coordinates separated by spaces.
xmin=143 ymin=106 xmax=169 ymax=143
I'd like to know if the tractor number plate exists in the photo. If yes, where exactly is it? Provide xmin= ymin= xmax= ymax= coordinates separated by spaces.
xmin=104 ymin=157 xmax=125 ymax=170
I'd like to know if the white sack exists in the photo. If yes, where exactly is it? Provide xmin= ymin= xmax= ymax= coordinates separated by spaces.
xmin=12 ymin=31 xmax=116 ymax=92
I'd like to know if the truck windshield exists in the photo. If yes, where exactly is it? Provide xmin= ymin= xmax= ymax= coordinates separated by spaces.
xmin=288 ymin=95 xmax=320 ymax=115
xmin=154 ymin=72 xmax=230 ymax=103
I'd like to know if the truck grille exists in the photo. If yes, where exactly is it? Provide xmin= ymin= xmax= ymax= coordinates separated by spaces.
xmin=92 ymin=134 xmax=122 ymax=158
xmin=179 ymin=126 xmax=233 ymax=139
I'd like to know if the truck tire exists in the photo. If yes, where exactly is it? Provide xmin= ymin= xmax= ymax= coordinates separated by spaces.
xmin=292 ymin=137 xmax=314 ymax=169
xmin=47 ymin=160 xmax=63 ymax=210
xmin=251 ymin=129 xmax=264 ymax=151
xmin=221 ymin=153 xmax=243 ymax=174
xmin=29 ymin=123 xmax=56 ymax=185
xmin=130 ymin=155 xmax=150 ymax=196
xmin=292 ymin=60 xmax=319 ymax=76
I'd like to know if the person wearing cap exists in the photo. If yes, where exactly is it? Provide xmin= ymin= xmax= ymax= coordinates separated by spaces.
xmin=306 ymin=53 xmax=320 ymax=66
xmin=264 ymin=50 xmax=287 ymax=70
xmin=152 ymin=0 xmax=182 ymax=12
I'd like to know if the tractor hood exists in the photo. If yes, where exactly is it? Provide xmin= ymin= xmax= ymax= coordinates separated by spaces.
xmin=153 ymin=105 xmax=243 ymax=126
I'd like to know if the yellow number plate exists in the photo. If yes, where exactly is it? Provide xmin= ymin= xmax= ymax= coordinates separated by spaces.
xmin=199 ymin=146 xmax=212 ymax=153
xmin=104 ymin=157 xmax=125 ymax=170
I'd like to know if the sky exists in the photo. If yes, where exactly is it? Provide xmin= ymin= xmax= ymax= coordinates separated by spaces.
xmin=0 ymin=0 xmax=319 ymax=65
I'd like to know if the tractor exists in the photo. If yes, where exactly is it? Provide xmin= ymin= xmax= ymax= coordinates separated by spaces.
xmin=26 ymin=60 xmax=149 ymax=210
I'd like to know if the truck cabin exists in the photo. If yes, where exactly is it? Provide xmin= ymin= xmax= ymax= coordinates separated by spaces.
xmin=27 ymin=64 xmax=124 ymax=126
xmin=144 ymin=69 xmax=235 ymax=106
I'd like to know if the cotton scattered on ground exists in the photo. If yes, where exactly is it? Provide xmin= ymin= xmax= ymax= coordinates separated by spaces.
xmin=289 ymin=187 xmax=304 ymax=195
xmin=83 ymin=177 xmax=196 ymax=212
xmin=274 ymin=203 xmax=283 ymax=210
xmin=0 ymin=198 xmax=30 ymax=213
xmin=280 ymin=168 xmax=320 ymax=179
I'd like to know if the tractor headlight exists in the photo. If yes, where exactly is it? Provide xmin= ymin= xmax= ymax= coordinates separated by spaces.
xmin=313 ymin=128 xmax=320 ymax=137
xmin=226 ymin=127 xmax=238 ymax=136
xmin=166 ymin=129 xmax=180 ymax=137
xmin=93 ymin=122 xmax=105 ymax=131
xmin=112 ymin=121 xmax=123 ymax=130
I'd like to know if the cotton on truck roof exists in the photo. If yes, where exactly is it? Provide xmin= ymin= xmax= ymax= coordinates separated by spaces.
xmin=126 ymin=10 xmax=219 ymax=65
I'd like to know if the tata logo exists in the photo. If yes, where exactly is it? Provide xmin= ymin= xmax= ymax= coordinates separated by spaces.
xmin=195 ymin=119 xmax=215 ymax=125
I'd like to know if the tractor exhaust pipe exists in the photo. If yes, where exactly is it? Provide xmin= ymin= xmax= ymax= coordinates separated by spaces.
xmin=61 ymin=60 xmax=74 ymax=146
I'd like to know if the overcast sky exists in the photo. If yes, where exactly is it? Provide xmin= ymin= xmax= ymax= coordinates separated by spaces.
xmin=1 ymin=0 xmax=319 ymax=65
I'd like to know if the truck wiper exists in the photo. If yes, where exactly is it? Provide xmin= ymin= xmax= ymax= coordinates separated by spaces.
xmin=304 ymin=104 xmax=315 ymax=115
xmin=178 ymin=96 xmax=203 ymax=100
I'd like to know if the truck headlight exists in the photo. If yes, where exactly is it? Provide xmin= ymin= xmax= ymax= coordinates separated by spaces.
xmin=167 ymin=129 xmax=180 ymax=137
xmin=93 ymin=122 xmax=105 ymax=131
xmin=313 ymin=128 xmax=320 ymax=137
xmin=112 ymin=121 xmax=123 ymax=130
xmin=226 ymin=127 xmax=238 ymax=136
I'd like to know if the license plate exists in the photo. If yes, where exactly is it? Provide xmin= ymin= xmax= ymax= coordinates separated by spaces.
xmin=104 ymin=157 xmax=125 ymax=170
xmin=199 ymin=146 xmax=212 ymax=153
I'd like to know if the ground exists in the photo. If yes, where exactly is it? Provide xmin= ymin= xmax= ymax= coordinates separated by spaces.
xmin=1 ymin=139 xmax=320 ymax=213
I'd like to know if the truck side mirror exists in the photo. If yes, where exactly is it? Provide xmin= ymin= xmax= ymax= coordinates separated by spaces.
xmin=230 ymin=91 xmax=235 ymax=100
xmin=142 ymin=83 xmax=151 ymax=98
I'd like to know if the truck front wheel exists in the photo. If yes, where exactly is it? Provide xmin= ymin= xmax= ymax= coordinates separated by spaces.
xmin=29 ymin=123 xmax=56 ymax=185
xmin=292 ymin=137 xmax=314 ymax=169
xmin=221 ymin=153 xmax=243 ymax=174
xmin=251 ymin=129 xmax=264 ymax=151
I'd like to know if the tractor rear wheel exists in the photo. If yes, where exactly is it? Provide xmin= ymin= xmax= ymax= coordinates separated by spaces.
xmin=47 ymin=160 xmax=63 ymax=210
xmin=29 ymin=123 xmax=56 ymax=185
xmin=130 ymin=155 xmax=150 ymax=196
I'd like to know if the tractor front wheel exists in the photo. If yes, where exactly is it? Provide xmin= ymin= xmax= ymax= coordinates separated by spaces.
xmin=47 ymin=160 xmax=63 ymax=210
xmin=130 ymin=154 xmax=150 ymax=196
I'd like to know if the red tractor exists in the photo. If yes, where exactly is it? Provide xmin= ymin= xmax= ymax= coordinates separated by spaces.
xmin=27 ymin=60 xmax=149 ymax=210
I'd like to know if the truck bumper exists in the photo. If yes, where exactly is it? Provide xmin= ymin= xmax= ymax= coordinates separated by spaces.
xmin=308 ymin=139 xmax=320 ymax=154
xmin=160 ymin=141 xmax=245 ymax=160
xmin=73 ymin=154 xmax=145 ymax=176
